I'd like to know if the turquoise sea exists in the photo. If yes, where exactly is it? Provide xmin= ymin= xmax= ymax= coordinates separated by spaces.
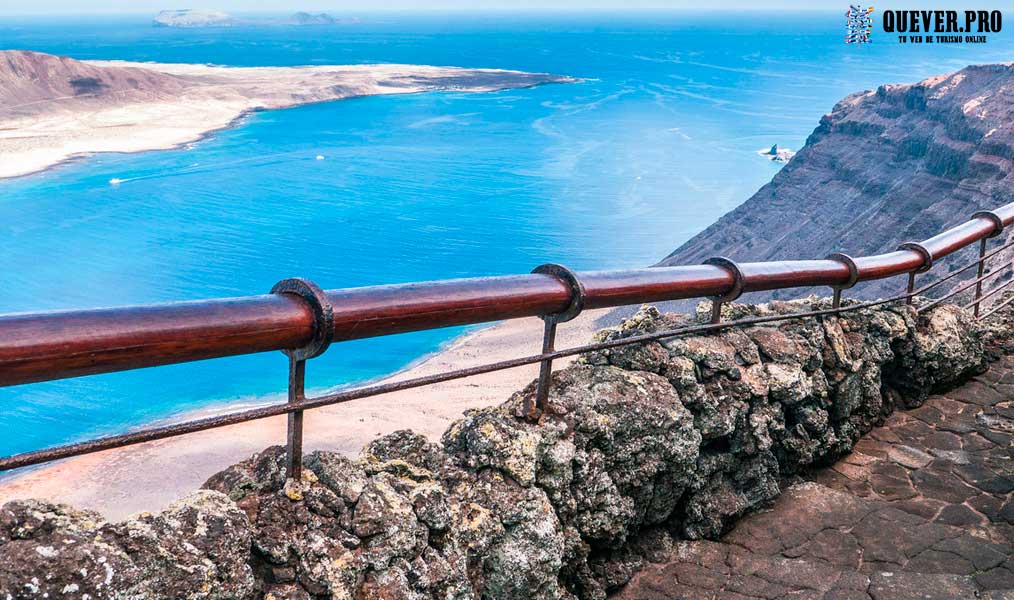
xmin=1 ymin=12 xmax=1011 ymax=459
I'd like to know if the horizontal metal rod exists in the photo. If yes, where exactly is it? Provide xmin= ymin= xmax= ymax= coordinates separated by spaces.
xmin=979 ymin=289 xmax=1014 ymax=320
xmin=916 ymin=238 xmax=1014 ymax=296
xmin=0 ymin=289 xmax=912 ymax=472
xmin=964 ymin=276 xmax=1014 ymax=310
xmin=920 ymin=261 xmax=1013 ymax=313
xmin=2 ymin=202 xmax=1013 ymax=388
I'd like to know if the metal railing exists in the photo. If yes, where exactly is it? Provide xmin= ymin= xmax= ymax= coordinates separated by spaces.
xmin=2 ymin=203 xmax=1014 ymax=478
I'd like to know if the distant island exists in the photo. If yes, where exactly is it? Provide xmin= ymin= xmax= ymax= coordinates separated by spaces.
xmin=289 ymin=12 xmax=356 ymax=25
xmin=152 ymin=9 xmax=358 ymax=27
xmin=0 ymin=50 xmax=575 ymax=179
xmin=153 ymin=9 xmax=237 ymax=28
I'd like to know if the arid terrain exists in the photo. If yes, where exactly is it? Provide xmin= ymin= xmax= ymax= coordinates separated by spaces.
xmin=0 ymin=50 xmax=573 ymax=179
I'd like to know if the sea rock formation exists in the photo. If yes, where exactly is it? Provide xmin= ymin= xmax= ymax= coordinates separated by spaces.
xmin=152 ymin=9 xmax=237 ymax=28
xmin=661 ymin=63 xmax=1014 ymax=300
xmin=289 ymin=12 xmax=344 ymax=25
xmin=0 ymin=298 xmax=1002 ymax=600
xmin=758 ymin=143 xmax=795 ymax=162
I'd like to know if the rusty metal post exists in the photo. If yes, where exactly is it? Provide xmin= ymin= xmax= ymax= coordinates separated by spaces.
xmin=709 ymin=301 xmax=722 ymax=324
xmin=969 ymin=211 xmax=1005 ymax=318
xmin=287 ymin=356 xmax=306 ymax=479
xmin=704 ymin=257 xmax=744 ymax=324
xmin=898 ymin=242 xmax=933 ymax=306
xmin=974 ymin=237 xmax=988 ymax=317
xmin=826 ymin=253 xmax=859 ymax=310
xmin=270 ymin=278 xmax=334 ymax=480
xmin=527 ymin=264 xmax=585 ymax=422
xmin=531 ymin=319 xmax=558 ymax=419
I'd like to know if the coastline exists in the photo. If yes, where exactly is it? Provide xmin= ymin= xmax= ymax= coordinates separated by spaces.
xmin=0 ymin=53 xmax=576 ymax=180
xmin=0 ymin=308 xmax=614 ymax=521
xmin=0 ymin=51 xmax=590 ymax=520
xmin=0 ymin=107 xmax=259 ymax=183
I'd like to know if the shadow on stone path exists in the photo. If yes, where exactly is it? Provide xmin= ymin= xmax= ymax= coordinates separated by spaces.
xmin=614 ymin=356 xmax=1014 ymax=600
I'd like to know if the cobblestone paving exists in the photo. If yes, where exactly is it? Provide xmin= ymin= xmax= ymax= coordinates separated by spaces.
xmin=614 ymin=356 xmax=1014 ymax=600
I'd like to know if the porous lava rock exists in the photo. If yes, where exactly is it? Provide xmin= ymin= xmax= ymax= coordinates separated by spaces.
xmin=0 ymin=299 xmax=1001 ymax=599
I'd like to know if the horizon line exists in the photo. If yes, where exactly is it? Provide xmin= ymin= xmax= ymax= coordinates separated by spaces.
xmin=0 ymin=8 xmax=848 ymax=17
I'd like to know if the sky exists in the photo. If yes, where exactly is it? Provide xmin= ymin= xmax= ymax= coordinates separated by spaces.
xmin=0 ymin=0 xmax=995 ymax=15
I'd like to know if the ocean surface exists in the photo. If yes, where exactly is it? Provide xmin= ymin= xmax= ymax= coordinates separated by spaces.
xmin=1 ymin=12 xmax=1012 ymax=459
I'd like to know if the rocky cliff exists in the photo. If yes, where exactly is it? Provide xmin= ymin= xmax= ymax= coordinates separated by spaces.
xmin=1 ymin=299 xmax=1003 ymax=600
xmin=660 ymin=63 xmax=1014 ymax=300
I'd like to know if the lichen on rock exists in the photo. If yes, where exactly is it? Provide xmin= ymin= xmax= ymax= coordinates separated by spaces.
xmin=0 ymin=491 xmax=254 ymax=599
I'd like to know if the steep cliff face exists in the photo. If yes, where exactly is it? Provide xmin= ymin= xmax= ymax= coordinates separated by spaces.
xmin=660 ymin=63 xmax=1014 ymax=298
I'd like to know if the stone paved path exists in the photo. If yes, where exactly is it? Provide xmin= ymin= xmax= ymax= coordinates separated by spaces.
xmin=614 ymin=356 xmax=1014 ymax=600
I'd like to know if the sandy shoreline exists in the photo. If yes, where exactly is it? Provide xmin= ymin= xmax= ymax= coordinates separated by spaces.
xmin=0 ymin=51 xmax=591 ymax=521
xmin=0 ymin=309 xmax=612 ymax=521
xmin=0 ymin=107 xmax=256 ymax=183
xmin=0 ymin=51 xmax=574 ymax=180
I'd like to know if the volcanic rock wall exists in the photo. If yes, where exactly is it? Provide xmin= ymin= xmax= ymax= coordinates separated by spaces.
xmin=0 ymin=299 xmax=1001 ymax=600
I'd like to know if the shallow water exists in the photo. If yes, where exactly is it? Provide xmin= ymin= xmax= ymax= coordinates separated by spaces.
xmin=1 ymin=12 xmax=1011 ymax=456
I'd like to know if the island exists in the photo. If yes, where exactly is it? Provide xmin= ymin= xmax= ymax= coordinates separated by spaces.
xmin=152 ymin=9 xmax=238 ymax=28
xmin=0 ymin=50 xmax=576 ymax=179
xmin=289 ymin=12 xmax=351 ymax=25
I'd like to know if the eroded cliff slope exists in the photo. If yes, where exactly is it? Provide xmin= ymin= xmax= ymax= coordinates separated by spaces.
xmin=661 ymin=63 xmax=1014 ymax=298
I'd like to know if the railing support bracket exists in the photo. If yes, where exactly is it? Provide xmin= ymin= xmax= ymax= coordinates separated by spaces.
xmin=529 ymin=264 xmax=585 ymax=422
xmin=973 ymin=210 xmax=1005 ymax=238
xmin=271 ymin=277 xmax=334 ymax=480
xmin=704 ymin=257 xmax=744 ymax=323
xmin=970 ymin=211 xmax=1005 ymax=318
xmin=898 ymin=242 xmax=934 ymax=305
xmin=826 ymin=252 xmax=859 ymax=309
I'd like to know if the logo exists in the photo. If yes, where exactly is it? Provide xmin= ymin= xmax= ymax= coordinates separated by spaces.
xmin=883 ymin=10 xmax=1002 ymax=45
xmin=846 ymin=5 xmax=875 ymax=44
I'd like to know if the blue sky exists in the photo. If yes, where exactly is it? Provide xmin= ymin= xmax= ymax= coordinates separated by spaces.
xmin=0 ymin=1 xmax=986 ymax=15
